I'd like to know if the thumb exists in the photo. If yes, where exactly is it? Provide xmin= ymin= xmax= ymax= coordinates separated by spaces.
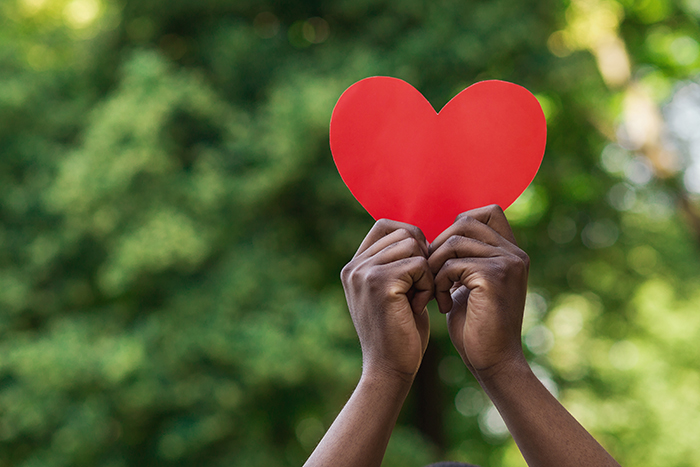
xmin=451 ymin=284 xmax=470 ymax=312
xmin=446 ymin=285 xmax=473 ymax=364
xmin=446 ymin=298 xmax=467 ymax=352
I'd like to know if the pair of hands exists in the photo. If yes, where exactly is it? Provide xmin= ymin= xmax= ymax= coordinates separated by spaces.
xmin=341 ymin=205 xmax=530 ymax=383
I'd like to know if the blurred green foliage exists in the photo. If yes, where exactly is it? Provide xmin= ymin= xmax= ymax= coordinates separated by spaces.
xmin=1 ymin=0 xmax=700 ymax=466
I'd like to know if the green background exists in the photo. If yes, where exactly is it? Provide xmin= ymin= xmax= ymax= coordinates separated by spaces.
xmin=1 ymin=0 xmax=700 ymax=465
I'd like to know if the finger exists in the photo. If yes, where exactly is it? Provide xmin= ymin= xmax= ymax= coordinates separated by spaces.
xmin=429 ymin=205 xmax=516 ymax=255
xmin=433 ymin=256 xmax=508 ymax=313
xmin=445 ymin=298 xmax=466 ymax=343
xmin=428 ymin=235 xmax=503 ymax=275
xmin=372 ymin=237 xmax=427 ymax=266
xmin=430 ymin=215 xmax=504 ymax=257
xmin=445 ymin=297 xmax=470 ymax=368
xmin=355 ymin=219 xmax=428 ymax=259
xmin=381 ymin=257 xmax=434 ymax=312
xmin=407 ymin=260 xmax=435 ymax=314
xmin=458 ymin=204 xmax=517 ymax=245
xmin=357 ymin=229 xmax=426 ymax=264
xmin=450 ymin=284 xmax=470 ymax=312
xmin=457 ymin=204 xmax=529 ymax=261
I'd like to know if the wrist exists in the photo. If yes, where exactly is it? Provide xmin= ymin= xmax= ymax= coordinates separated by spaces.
xmin=362 ymin=355 xmax=420 ymax=385
xmin=473 ymin=352 xmax=531 ymax=389
xmin=360 ymin=364 xmax=416 ymax=394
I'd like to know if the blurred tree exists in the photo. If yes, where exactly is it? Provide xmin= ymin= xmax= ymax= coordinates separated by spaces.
xmin=1 ymin=0 xmax=700 ymax=466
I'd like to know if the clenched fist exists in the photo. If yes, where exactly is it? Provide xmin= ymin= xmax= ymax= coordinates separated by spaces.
xmin=429 ymin=205 xmax=529 ymax=381
xmin=341 ymin=220 xmax=434 ymax=381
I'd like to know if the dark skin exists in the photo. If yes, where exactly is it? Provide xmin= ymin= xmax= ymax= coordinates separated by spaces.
xmin=303 ymin=205 xmax=621 ymax=467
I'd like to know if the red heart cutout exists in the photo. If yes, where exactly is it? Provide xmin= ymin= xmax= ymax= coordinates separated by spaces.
xmin=330 ymin=77 xmax=547 ymax=242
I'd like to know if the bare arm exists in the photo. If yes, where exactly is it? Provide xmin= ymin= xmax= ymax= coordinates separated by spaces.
xmin=429 ymin=205 xmax=620 ymax=467
xmin=304 ymin=220 xmax=433 ymax=467
xmin=303 ymin=371 xmax=412 ymax=467
xmin=305 ymin=205 xmax=621 ymax=467
xmin=479 ymin=359 xmax=619 ymax=467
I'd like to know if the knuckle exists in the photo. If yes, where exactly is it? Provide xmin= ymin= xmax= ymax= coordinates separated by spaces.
xmin=395 ymin=227 xmax=411 ymax=239
xmin=459 ymin=215 xmax=480 ymax=230
xmin=394 ymin=256 xmax=416 ymax=269
xmin=408 ymin=224 xmax=425 ymax=240
xmin=402 ymin=256 xmax=428 ymax=275
xmin=414 ymin=255 xmax=430 ymax=269
xmin=421 ymin=254 xmax=432 ymax=269
xmin=441 ymin=257 xmax=457 ymax=271
xmin=374 ymin=218 xmax=394 ymax=232
xmin=486 ymin=203 xmax=504 ymax=215
xmin=435 ymin=258 xmax=456 ymax=280
xmin=420 ymin=256 xmax=432 ymax=272
xmin=340 ymin=262 xmax=353 ymax=281
xmin=389 ymin=236 xmax=415 ymax=254
xmin=445 ymin=234 xmax=462 ymax=250
xmin=520 ymin=252 xmax=531 ymax=270
xmin=406 ymin=237 xmax=422 ymax=253
xmin=487 ymin=260 xmax=509 ymax=281
xmin=434 ymin=267 xmax=449 ymax=285
xmin=503 ymin=253 xmax=529 ymax=275
xmin=376 ymin=218 xmax=391 ymax=227
xmin=455 ymin=211 xmax=472 ymax=223
xmin=363 ymin=266 xmax=383 ymax=286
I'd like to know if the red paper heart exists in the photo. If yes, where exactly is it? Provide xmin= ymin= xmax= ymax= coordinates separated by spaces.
xmin=330 ymin=77 xmax=547 ymax=242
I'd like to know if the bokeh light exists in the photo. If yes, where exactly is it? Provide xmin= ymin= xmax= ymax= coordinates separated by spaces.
xmin=3 ymin=1 xmax=700 ymax=466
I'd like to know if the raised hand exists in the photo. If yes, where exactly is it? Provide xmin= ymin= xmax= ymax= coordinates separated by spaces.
xmin=341 ymin=219 xmax=434 ymax=381
xmin=307 ymin=208 xmax=620 ymax=467
xmin=303 ymin=220 xmax=434 ymax=467
xmin=428 ymin=205 xmax=620 ymax=467
xmin=428 ymin=204 xmax=529 ymax=380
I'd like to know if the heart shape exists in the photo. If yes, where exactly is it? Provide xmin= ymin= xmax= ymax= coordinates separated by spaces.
xmin=329 ymin=77 xmax=547 ymax=242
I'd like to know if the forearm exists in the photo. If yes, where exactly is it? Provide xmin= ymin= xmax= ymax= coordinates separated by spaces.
xmin=478 ymin=359 xmax=620 ymax=467
xmin=303 ymin=370 xmax=413 ymax=467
